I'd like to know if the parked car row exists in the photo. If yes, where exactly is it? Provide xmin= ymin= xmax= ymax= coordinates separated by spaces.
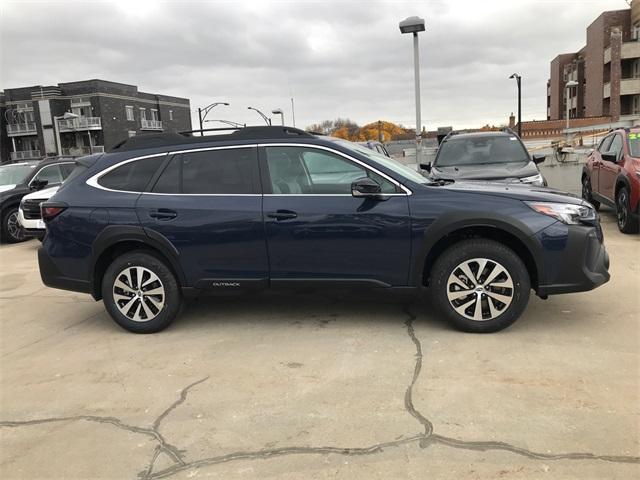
xmin=35 ymin=126 xmax=609 ymax=334
xmin=0 ymin=157 xmax=75 ymax=243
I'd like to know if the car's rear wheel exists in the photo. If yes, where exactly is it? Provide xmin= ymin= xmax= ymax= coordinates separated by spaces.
xmin=1 ymin=207 xmax=27 ymax=244
xmin=430 ymin=239 xmax=530 ymax=333
xmin=581 ymin=175 xmax=600 ymax=211
xmin=102 ymin=251 xmax=181 ymax=333
xmin=616 ymin=186 xmax=639 ymax=234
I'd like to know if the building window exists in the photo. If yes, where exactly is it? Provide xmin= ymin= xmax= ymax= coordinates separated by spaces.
xmin=125 ymin=106 xmax=134 ymax=121
xmin=633 ymin=23 xmax=640 ymax=40
xmin=169 ymin=110 xmax=174 ymax=121
xmin=150 ymin=109 xmax=159 ymax=121
xmin=140 ymin=108 xmax=146 ymax=120
xmin=633 ymin=96 xmax=640 ymax=115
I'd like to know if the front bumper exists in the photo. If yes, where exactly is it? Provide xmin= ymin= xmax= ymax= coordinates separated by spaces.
xmin=535 ymin=222 xmax=610 ymax=296
xmin=17 ymin=208 xmax=46 ymax=238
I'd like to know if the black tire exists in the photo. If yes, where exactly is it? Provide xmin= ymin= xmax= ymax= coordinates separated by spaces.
xmin=102 ymin=251 xmax=181 ymax=333
xmin=429 ymin=239 xmax=530 ymax=333
xmin=581 ymin=175 xmax=600 ymax=211
xmin=616 ymin=186 xmax=639 ymax=234
xmin=1 ymin=207 xmax=27 ymax=244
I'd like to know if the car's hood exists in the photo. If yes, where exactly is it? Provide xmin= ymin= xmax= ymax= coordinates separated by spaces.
xmin=432 ymin=161 xmax=539 ymax=181
xmin=23 ymin=185 xmax=59 ymax=201
xmin=441 ymin=180 xmax=584 ymax=205
xmin=0 ymin=184 xmax=17 ymax=194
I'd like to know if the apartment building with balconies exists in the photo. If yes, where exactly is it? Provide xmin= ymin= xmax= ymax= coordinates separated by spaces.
xmin=1 ymin=79 xmax=191 ymax=163
xmin=546 ymin=0 xmax=640 ymax=125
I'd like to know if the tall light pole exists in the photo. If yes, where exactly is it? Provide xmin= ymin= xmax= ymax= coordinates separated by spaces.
xmin=53 ymin=112 xmax=78 ymax=157
xmin=399 ymin=16 xmax=426 ymax=161
xmin=271 ymin=108 xmax=285 ymax=125
xmin=565 ymin=80 xmax=579 ymax=139
xmin=247 ymin=106 xmax=271 ymax=125
xmin=290 ymin=98 xmax=296 ymax=127
xmin=198 ymin=102 xmax=229 ymax=136
xmin=509 ymin=73 xmax=522 ymax=138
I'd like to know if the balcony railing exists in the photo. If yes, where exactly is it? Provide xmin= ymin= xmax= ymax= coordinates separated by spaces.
xmin=58 ymin=116 xmax=102 ymax=131
xmin=7 ymin=122 xmax=37 ymax=136
xmin=61 ymin=145 xmax=105 ymax=157
xmin=10 ymin=150 xmax=41 ymax=161
xmin=141 ymin=119 xmax=163 ymax=130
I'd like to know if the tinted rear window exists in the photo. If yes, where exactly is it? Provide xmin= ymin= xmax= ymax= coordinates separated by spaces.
xmin=98 ymin=156 xmax=165 ymax=192
xmin=152 ymin=148 xmax=255 ymax=194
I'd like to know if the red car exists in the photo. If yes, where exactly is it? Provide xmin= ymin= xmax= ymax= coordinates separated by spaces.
xmin=582 ymin=128 xmax=640 ymax=233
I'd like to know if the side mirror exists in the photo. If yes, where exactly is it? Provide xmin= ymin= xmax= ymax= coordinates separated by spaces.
xmin=532 ymin=154 xmax=546 ymax=164
xmin=30 ymin=179 xmax=48 ymax=191
xmin=419 ymin=162 xmax=432 ymax=172
xmin=351 ymin=177 xmax=382 ymax=197
xmin=601 ymin=151 xmax=618 ymax=162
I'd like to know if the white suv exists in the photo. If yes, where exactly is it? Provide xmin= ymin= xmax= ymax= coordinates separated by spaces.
xmin=18 ymin=186 xmax=60 ymax=240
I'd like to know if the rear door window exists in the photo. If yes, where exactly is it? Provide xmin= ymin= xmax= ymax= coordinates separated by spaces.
xmin=152 ymin=147 xmax=257 ymax=194
xmin=98 ymin=156 xmax=166 ymax=192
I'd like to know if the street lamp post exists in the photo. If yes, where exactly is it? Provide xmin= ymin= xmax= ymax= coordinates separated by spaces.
xmin=205 ymin=119 xmax=246 ymax=128
xmin=53 ymin=112 xmax=78 ymax=157
xmin=509 ymin=73 xmax=522 ymax=138
xmin=399 ymin=16 xmax=426 ymax=162
xmin=565 ymin=80 xmax=579 ymax=140
xmin=198 ymin=102 xmax=229 ymax=136
xmin=271 ymin=109 xmax=284 ymax=126
xmin=247 ymin=107 xmax=271 ymax=125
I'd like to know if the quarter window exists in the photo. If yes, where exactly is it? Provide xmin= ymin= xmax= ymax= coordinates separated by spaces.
xmin=265 ymin=146 xmax=397 ymax=194
xmin=608 ymin=134 xmax=623 ymax=160
xmin=598 ymin=135 xmax=613 ymax=153
xmin=98 ymin=156 xmax=165 ymax=192
xmin=152 ymin=148 xmax=256 ymax=194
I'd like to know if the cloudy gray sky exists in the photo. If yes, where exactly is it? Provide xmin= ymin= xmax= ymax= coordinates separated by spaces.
xmin=1 ymin=0 xmax=625 ymax=130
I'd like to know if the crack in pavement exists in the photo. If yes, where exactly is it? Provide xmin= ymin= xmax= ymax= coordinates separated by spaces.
xmin=0 ymin=376 xmax=210 ymax=475
xmin=1 ymin=306 xmax=639 ymax=479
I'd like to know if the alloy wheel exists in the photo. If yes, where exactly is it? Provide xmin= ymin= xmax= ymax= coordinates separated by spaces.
xmin=113 ymin=266 xmax=165 ymax=322
xmin=617 ymin=190 xmax=628 ymax=229
xmin=6 ymin=211 xmax=25 ymax=242
xmin=446 ymin=257 xmax=514 ymax=321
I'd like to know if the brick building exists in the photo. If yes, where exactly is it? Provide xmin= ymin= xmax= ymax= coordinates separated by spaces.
xmin=546 ymin=0 xmax=640 ymax=122
xmin=0 ymin=79 xmax=191 ymax=163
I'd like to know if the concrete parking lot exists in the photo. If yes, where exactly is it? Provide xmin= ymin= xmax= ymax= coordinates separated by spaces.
xmin=1 ymin=208 xmax=638 ymax=479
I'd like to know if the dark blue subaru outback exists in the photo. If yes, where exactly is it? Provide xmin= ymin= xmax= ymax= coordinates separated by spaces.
xmin=38 ymin=126 xmax=609 ymax=333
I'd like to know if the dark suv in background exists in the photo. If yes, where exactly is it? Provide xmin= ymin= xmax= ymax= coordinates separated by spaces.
xmin=423 ymin=131 xmax=547 ymax=186
xmin=39 ymin=127 xmax=609 ymax=334
xmin=582 ymin=127 xmax=639 ymax=234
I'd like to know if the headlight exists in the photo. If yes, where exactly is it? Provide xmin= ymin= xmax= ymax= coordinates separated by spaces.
xmin=520 ymin=173 xmax=545 ymax=186
xmin=525 ymin=201 xmax=596 ymax=225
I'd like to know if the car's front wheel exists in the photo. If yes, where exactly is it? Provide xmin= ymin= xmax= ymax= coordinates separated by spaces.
xmin=102 ymin=251 xmax=181 ymax=333
xmin=1 ymin=207 xmax=27 ymax=244
xmin=430 ymin=239 xmax=530 ymax=333
xmin=581 ymin=175 xmax=600 ymax=211
xmin=616 ymin=186 xmax=639 ymax=234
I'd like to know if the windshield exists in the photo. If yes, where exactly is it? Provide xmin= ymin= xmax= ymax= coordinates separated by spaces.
xmin=333 ymin=139 xmax=429 ymax=184
xmin=0 ymin=163 xmax=38 ymax=186
xmin=435 ymin=135 xmax=529 ymax=167
xmin=628 ymin=131 xmax=640 ymax=158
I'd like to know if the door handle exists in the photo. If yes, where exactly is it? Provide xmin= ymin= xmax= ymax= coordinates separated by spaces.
xmin=149 ymin=208 xmax=178 ymax=220
xmin=267 ymin=210 xmax=297 ymax=221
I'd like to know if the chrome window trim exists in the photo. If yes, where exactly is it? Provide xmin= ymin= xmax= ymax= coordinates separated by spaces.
xmin=86 ymin=152 xmax=169 ymax=194
xmin=85 ymin=142 xmax=412 ymax=196
xmin=258 ymin=143 xmax=412 ymax=195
